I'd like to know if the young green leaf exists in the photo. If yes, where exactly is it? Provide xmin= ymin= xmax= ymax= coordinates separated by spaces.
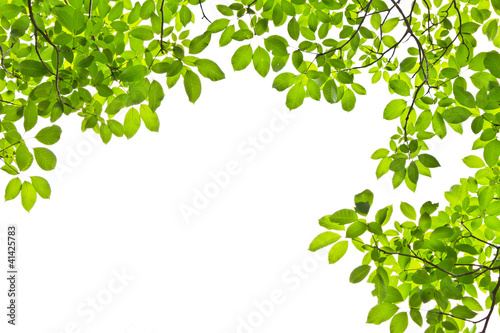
xmin=33 ymin=148 xmax=57 ymax=171
xmin=341 ymin=88 xmax=356 ymax=112
xmin=184 ymin=70 xmax=202 ymax=103
xmin=400 ymin=202 xmax=416 ymax=220
xmin=330 ymin=209 xmax=358 ymax=224
xmin=484 ymin=140 xmax=500 ymax=167
xmin=140 ymin=105 xmax=160 ymax=132
xmin=328 ymin=241 xmax=348 ymax=264
xmin=383 ymin=99 xmax=407 ymax=120
xmin=390 ymin=312 xmax=408 ymax=333
xmin=346 ymin=221 xmax=367 ymax=238
xmin=149 ymin=80 xmax=165 ymax=112
xmin=286 ymin=84 xmax=305 ymax=110
xmin=30 ymin=176 xmax=51 ymax=199
xmin=349 ymin=265 xmax=371 ymax=284
xmin=5 ymin=177 xmax=22 ymax=201
xmin=15 ymin=144 xmax=33 ymax=171
xmin=195 ymin=59 xmax=226 ymax=81
xmin=308 ymin=232 xmax=341 ymax=251
xmin=462 ymin=155 xmax=485 ymax=168
xmin=252 ymin=46 xmax=271 ymax=78
xmin=418 ymin=154 xmax=440 ymax=168
xmin=124 ymin=108 xmax=141 ymax=139
xmin=232 ymin=45 xmax=253 ymax=71
xmin=367 ymin=303 xmax=399 ymax=325
xmin=442 ymin=107 xmax=471 ymax=124
xmin=21 ymin=181 xmax=36 ymax=212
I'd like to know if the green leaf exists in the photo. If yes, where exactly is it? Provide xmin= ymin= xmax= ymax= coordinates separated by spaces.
xmin=5 ymin=131 xmax=21 ymax=145
xmin=432 ymin=112 xmax=447 ymax=139
xmin=412 ymin=269 xmax=430 ymax=284
xmin=53 ymin=6 xmax=75 ymax=31
xmin=179 ymin=5 xmax=192 ymax=26
xmin=408 ymin=161 xmax=419 ymax=184
xmin=341 ymin=89 xmax=356 ymax=112
xmin=307 ymin=80 xmax=321 ymax=101
xmin=252 ymin=46 xmax=271 ymax=78
xmin=328 ymin=240 xmax=348 ymax=264
xmin=140 ymin=105 xmax=159 ymax=132
xmin=35 ymin=125 xmax=62 ymax=145
xmin=493 ymin=0 xmax=500 ymax=13
xmin=0 ymin=4 xmax=22 ymax=19
xmin=118 ymin=65 xmax=148 ymax=82
xmin=124 ymin=108 xmax=141 ymax=139
xmin=24 ymin=100 xmax=38 ymax=132
xmin=383 ymin=99 xmax=407 ymax=120
xmin=389 ymin=80 xmax=411 ymax=96
xmin=479 ymin=186 xmax=494 ymax=211
xmin=18 ymin=60 xmax=50 ymax=77
xmin=30 ymin=176 xmax=51 ymax=199
xmin=308 ymin=232 xmax=341 ymax=251
xmin=99 ymin=123 xmax=112 ymax=144
xmin=354 ymin=189 xmax=374 ymax=216
xmin=216 ymin=4 xmax=233 ymax=16
xmin=485 ymin=216 xmax=500 ymax=232
xmin=376 ymin=157 xmax=391 ymax=179
xmin=323 ymin=80 xmax=338 ymax=103
xmin=462 ymin=155 xmax=485 ymax=168
xmin=264 ymin=35 xmax=288 ymax=57
xmin=367 ymin=303 xmax=399 ymax=325
xmin=450 ymin=306 xmax=477 ymax=319
xmin=288 ymin=17 xmax=300 ymax=40
xmin=400 ymin=202 xmax=416 ymax=220
xmin=108 ymin=120 xmax=124 ymax=137
xmin=219 ymin=25 xmax=235 ymax=46
xmin=184 ymin=70 xmax=202 ymax=103
xmin=418 ymin=154 xmax=440 ymax=168
xmin=286 ymin=84 xmax=305 ymax=110
xmin=130 ymin=26 xmax=154 ymax=40
xmin=453 ymin=86 xmax=475 ymax=108
xmin=462 ymin=297 xmax=483 ymax=312
xmin=410 ymin=309 xmax=423 ymax=327
xmin=5 ymin=177 xmax=22 ymax=201
xmin=21 ymin=181 xmax=36 ymax=212
xmin=189 ymin=32 xmax=211 ymax=54
xmin=15 ymin=144 xmax=32 ymax=171
xmin=330 ymin=209 xmax=358 ymax=224
xmin=390 ymin=312 xmax=408 ymax=333
xmin=33 ymin=147 xmax=57 ymax=171
xmin=371 ymin=148 xmax=389 ymax=159
xmin=382 ymin=17 xmax=399 ymax=33
xmin=349 ymin=265 xmax=371 ymax=284
xmin=400 ymin=57 xmax=417 ymax=72
xmin=484 ymin=140 xmax=500 ymax=167
xmin=207 ymin=18 xmax=230 ymax=33
xmin=149 ymin=80 xmax=165 ymax=112
xmin=273 ymin=73 xmax=295 ymax=91
xmin=346 ymin=221 xmax=367 ymax=238
xmin=351 ymin=83 xmax=366 ymax=95
xmin=442 ymin=107 xmax=471 ymax=124
xmin=484 ymin=52 xmax=500 ymax=77
xmin=232 ymin=45 xmax=253 ymax=71
xmin=195 ymin=59 xmax=225 ymax=81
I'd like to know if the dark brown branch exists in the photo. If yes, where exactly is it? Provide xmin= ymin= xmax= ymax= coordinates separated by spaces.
xmin=198 ymin=0 xmax=211 ymax=23
xmin=318 ymin=0 xmax=374 ymax=57
xmin=0 ymin=44 xmax=21 ymax=79
xmin=27 ymin=0 xmax=75 ymax=111
xmin=480 ymin=272 xmax=500 ymax=333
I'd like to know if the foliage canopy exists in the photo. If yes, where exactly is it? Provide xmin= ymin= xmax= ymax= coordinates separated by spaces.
xmin=2 ymin=0 xmax=500 ymax=331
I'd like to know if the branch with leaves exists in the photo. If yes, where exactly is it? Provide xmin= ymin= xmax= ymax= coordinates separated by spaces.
xmin=1 ymin=0 xmax=500 ymax=331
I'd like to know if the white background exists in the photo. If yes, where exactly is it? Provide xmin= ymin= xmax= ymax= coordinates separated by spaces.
xmin=2 ymin=4 xmax=500 ymax=333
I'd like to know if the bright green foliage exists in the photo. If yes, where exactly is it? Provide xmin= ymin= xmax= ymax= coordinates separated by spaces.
xmin=1 ymin=0 xmax=500 ymax=331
